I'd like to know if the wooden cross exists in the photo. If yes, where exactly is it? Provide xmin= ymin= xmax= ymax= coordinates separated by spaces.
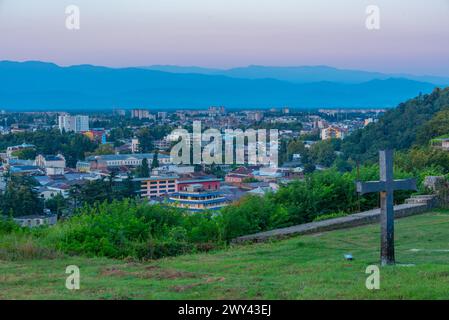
xmin=356 ymin=150 xmax=417 ymax=266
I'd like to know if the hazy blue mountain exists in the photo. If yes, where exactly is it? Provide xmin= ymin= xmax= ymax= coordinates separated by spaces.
xmin=0 ymin=61 xmax=438 ymax=111
xmin=141 ymin=65 xmax=223 ymax=75
xmin=144 ymin=65 xmax=449 ymax=85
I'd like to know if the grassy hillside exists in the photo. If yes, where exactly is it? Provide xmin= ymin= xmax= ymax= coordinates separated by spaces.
xmin=2 ymin=210 xmax=449 ymax=300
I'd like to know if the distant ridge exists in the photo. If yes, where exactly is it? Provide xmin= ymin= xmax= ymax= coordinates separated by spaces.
xmin=143 ymin=65 xmax=449 ymax=86
xmin=0 ymin=60 xmax=438 ymax=111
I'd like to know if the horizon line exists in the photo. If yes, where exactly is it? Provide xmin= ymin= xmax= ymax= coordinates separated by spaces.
xmin=2 ymin=59 xmax=449 ymax=79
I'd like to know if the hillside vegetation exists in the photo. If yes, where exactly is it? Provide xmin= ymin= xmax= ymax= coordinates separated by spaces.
xmin=0 ymin=165 xmax=416 ymax=261
xmin=1 ymin=211 xmax=449 ymax=299
xmin=342 ymin=87 xmax=449 ymax=162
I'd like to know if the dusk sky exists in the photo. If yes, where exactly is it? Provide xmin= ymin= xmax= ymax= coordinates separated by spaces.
xmin=0 ymin=0 xmax=448 ymax=76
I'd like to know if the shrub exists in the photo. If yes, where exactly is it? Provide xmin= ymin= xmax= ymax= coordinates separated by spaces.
xmin=313 ymin=211 xmax=348 ymax=222
xmin=0 ymin=233 xmax=61 ymax=261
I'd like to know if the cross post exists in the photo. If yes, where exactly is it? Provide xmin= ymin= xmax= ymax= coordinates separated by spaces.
xmin=356 ymin=150 xmax=417 ymax=266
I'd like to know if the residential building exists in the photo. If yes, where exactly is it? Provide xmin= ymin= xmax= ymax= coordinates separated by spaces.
xmin=321 ymin=126 xmax=347 ymax=140
xmin=131 ymin=138 xmax=140 ymax=153
xmin=131 ymin=109 xmax=150 ymax=119
xmin=58 ymin=115 xmax=89 ymax=133
xmin=153 ymin=139 xmax=171 ymax=150
xmin=137 ymin=175 xmax=178 ymax=199
xmin=35 ymin=154 xmax=66 ymax=176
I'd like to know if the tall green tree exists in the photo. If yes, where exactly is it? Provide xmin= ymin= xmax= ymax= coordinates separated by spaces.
xmin=137 ymin=158 xmax=150 ymax=177
xmin=0 ymin=176 xmax=43 ymax=217
xmin=151 ymin=152 xmax=160 ymax=169
xmin=45 ymin=193 xmax=67 ymax=216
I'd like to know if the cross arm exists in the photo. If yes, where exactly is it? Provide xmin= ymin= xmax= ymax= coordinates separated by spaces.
xmin=392 ymin=179 xmax=417 ymax=192
xmin=356 ymin=181 xmax=385 ymax=195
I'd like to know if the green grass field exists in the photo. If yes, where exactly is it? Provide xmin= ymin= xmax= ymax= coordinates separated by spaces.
xmin=2 ymin=210 xmax=449 ymax=300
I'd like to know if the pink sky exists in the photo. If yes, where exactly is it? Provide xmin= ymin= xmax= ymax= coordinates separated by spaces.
xmin=0 ymin=0 xmax=448 ymax=75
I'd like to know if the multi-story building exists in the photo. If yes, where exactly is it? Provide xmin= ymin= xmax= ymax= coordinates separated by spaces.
xmin=321 ymin=126 xmax=347 ymax=140
xmin=167 ymin=184 xmax=228 ymax=212
xmin=131 ymin=138 xmax=140 ymax=153
xmin=153 ymin=139 xmax=171 ymax=150
xmin=131 ymin=109 xmax=150 ymax=119
xmin=58 ymin=115 xmax=89 ymax=133
xmin=177 ymin=177 xmax=221 ymax=192
xmin=137 ymin=175 xmax=179 ymax=199
xmin=35 ymin=154 xmax=66 ymax=176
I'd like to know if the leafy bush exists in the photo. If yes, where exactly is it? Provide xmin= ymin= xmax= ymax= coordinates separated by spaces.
xmin=313 ymin=211 xmax=348 ymax=222
xmin=0 ymin=164 xmax=419 ymax=261
xmin=218 ymin=195 xmax=289 ymax=241
xmin=0 ymin=217 xmax=20 ymax=234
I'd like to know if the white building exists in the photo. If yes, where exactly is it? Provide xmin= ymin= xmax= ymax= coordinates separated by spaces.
xmin=13 ymin=215 xmax=58 ymax=228
xmin=86 ymin=153 xmax=171 ymax=169
xmin=131 ymin=138 xmax=140 ymax=153
xmin=58 ymin=115 xmax=89 ymax=133
xmin=35 ymin=154 xmax=66 ymax=176
xmin=131 ymin=109 xmax=150 ymax=119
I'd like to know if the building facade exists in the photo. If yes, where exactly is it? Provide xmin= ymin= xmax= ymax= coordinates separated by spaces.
xmin=137 ymin=175 xmax=178 ymax=199
xmin=321 ymin=126 xmax=347 ymax=140
xmin=86 ymin=153 xmax=171 ymax=170
xmin=168 ymin=184 xmax=228 ymax=212
xmin=58 ymin=115 xmax=89 ymax=133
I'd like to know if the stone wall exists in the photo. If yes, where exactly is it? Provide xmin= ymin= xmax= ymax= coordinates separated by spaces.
xmin=232 ymin=195 xmax=437 ymax=244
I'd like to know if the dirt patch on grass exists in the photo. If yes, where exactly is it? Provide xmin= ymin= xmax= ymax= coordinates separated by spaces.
xmin=99 ymin=264 xmax=202 ymax=280
xmin=169 ymin=277 xmax=226 ymax=293
xmin=144 ymin=265 xmax=160 ymax=271
xmin=170 ymin=283 xmax=203 ymax=292
xmin=139 ymin=268 xmax=200 ymax=280
xmin=205 ymin=276 xmax=225 ymax=283
xmin=100 ymin=267 xmax=128 ymax=277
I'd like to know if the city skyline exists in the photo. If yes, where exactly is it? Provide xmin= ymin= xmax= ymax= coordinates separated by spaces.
xmin=0 ymin=0 xmax=449 ymax=76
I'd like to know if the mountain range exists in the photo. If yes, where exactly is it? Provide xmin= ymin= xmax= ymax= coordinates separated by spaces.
xmin=0 ymin=61 xmax=443 ymax=111
xmin=143 ymin=65 xmax=449 ymax=86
